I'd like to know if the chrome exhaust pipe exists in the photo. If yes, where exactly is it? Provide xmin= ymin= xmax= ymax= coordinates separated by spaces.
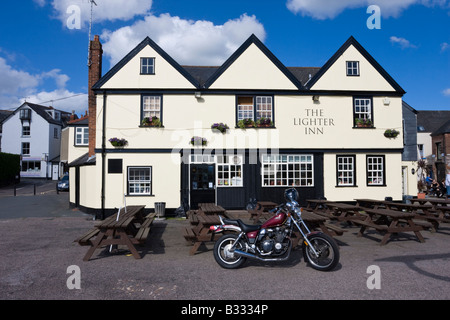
xmin=234 ymin=242 xmax=292 ymax=262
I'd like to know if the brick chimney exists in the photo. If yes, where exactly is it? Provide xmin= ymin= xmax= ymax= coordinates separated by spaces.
xmin=88 ymin=35 xmax=102 ymax=157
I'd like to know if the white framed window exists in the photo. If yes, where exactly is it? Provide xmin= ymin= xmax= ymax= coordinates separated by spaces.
xmin=337 ymin=155 xmax=356 ymax=186
xmin=22 ymin=142 xmax=30 ymax=156
xmin=256 ymin=96 xmax=273 ymax=120
xmin=217 ymin=155 xmax=243 ymax=187
xmin=354 ymin=97 xmax=373 ymax=127
xmin=367 ymin=155 xmax=385 ymax=186
xmin=236 ymin=96 xmax=273 ymax=124
xmin=261 ymin=154 xmax=313 ymax=187
xmin=21 ymin=161 xmax=41 ymax=172
xmin=22 ymin=126 xmax=30 ymax=137
xmin=128 ymin=167 xmax=152 ymax=195
xmin=75 ymin=127 xmax=89 ymax=146
xmin=141 ymin=57 xmax=155 ymax=74
xmin=346 ymin=61 xmax=359 ymax=76
xmin=142 ymin=95 xmax=161 ymax=119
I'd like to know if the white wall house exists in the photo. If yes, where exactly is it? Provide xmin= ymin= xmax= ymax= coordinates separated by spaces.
xmin=70 ymin=34 xmax=414 ymax=217
xmin=2 ymin=102 xmax=70 ymax=180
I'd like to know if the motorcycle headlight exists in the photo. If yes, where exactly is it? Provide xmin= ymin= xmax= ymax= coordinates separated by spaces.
xmin=294 ymin=207 xmax=302 ymax=219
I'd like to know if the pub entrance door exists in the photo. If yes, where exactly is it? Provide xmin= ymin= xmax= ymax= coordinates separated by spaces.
xmin=189 ymin=163 xmax=215 ymax=209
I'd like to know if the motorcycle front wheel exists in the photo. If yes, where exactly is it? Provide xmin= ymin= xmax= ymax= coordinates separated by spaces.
xmin=302 ymin=233 xmax=340 ymax=271
xmin=213 ymin=234 xmax=247 ymax=269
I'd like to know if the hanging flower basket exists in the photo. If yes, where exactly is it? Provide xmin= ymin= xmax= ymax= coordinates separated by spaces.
xmin=190 ymin=136 xmax=207 ymax=146
xmin=109 ymin=137 xmax=128 ymax=147
xmin=211 ymin=122 xmax=229 ymax=134
xmin=384 ymin=129 xmax=399 ymax=138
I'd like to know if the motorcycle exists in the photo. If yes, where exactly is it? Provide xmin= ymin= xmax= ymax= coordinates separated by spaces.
xmin=210 ymin=188 xmax=340 ymax=271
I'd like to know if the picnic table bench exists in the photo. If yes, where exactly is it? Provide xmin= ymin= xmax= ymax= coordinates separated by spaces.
xmin=300 ymin=210 xmax=347 ymax=239
xmin=74 ymin=206 xmax=156 ymax=261
xmin=354 ymin=199 xmax=386 ymax=209
xmin=183 ymin=212 xmax=222 ymax=255
xmin=352 ymin=208 xmax=425 ymax=245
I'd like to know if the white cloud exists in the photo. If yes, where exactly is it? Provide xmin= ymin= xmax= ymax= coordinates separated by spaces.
xmin=101 ymin=13 xmax=266 ymax=66
xmin=286 ymin=0 xmax=450 ymax=19
xmin=48 ymin=0 xmax=152 ymax=27
xmin=441 ymin=42 xmax=450 ymax=52
xmin=389 ymin=36 xmax=418 ymax=49
xmin=443 ymin=88 xmax=450 ymax=96
xmin=0 ymin=56 xmax=86 ymax=114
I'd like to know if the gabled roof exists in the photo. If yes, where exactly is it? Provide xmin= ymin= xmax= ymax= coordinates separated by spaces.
xmin=3 ymin=102 xmax=71 ymax=126
xmin=306 ymin=36 xmax=406 ymax=94
xmin=431 ymin=119 xmax=450 ymax=136
xmin=203 ymin=34 xmax=304 ymax=90
xmin=417 ymin=110 xmax=450 ymax=133
xmin=93 ymin=37 xmax=200 ymax=90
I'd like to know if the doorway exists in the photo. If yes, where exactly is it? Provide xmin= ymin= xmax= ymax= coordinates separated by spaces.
xmin=190 ymin=163 xmax=215 ymax=209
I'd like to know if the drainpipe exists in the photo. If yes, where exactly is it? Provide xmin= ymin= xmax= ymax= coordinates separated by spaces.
xmin=101 ymin=91 xmax=107 ymax=220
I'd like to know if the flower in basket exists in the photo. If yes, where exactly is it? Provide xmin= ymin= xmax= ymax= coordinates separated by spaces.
xmin=190 ymin=136 xmax=207 ymax=146
xmin=237 ymin=118 xmax=255 ymax=129
xmin=141 ymin=116 xmax=162 ymax=127
xmin=211 ymin=122 xmax=229 ymax=133
xmin=384 ymin=129 xmax=399 ymax=138
xmin=256 ymin=117 xmax=273 ymax=127
xmin=109 ymin=137 xmax=128 ymax=147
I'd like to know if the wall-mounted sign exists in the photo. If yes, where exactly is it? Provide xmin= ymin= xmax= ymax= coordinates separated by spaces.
xmin=293 ymin=108 xmax=335 ymax=135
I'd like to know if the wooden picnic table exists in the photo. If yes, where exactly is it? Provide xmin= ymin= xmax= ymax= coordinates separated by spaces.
xmin=306 ymin=199 xmax=330 ymax=209
xmin=315 ymin=202 xmax=366 ymax=222
xmin=380 ymin=201 xmax=439 ymax=231
xmin=409 ymin=198 xmax=450 ymax=208
xmin=248 ymin=201 xmax=278 ymax=223
xmin=300 ymin=210 xmax=347 ymax=239
xmin=75 ymin=206 xmax=156 ymax=261
xmin=353 ymin=208 xmax=425 ymax=245
xmin=354 ymin=199 xmax=386 ymax=209
xmin=198 ymin=203 xmax=226 ymax=215
xmin=183 ymin=213 xmax=222 ymax=255
xmin=409 ymin=198 xmax=450 ymax=222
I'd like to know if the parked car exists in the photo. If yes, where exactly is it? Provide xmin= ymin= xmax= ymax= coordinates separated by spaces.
xmin=57 ymin=174 xmax=69 ymax=191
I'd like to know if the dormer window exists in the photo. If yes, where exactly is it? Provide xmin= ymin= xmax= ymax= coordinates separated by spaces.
xmin=20 ymin=109 xmax=31 ymax=120
xmin=346 ymin=61 xmax=359 ymax=76
xmin=141 ymin=57 xmax=155 ymax=75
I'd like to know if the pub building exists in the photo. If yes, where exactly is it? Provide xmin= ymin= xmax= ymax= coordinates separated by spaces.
xmin=68 ymin=34 xmax=416 ymax=217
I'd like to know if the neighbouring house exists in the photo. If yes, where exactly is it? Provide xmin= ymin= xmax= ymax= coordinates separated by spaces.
xmin=69 ymin=34 xmax=413 ymax=217
xmin=416 ymin=110 xmax=450 ymax=180
xmin=2 ymin=102 xmax=71 ymax=180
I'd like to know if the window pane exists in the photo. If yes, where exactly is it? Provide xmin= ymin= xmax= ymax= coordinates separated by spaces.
xmin=142 ymin=96 xmax=161 ymax=119
xmin=262 ymin=154 xmax=313 ymax=187
xmin=128 ymin=167 xmax=152 ymax=195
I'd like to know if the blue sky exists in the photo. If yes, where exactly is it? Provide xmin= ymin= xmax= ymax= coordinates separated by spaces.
xmin=0 ymin=0 xmax=449 ymax=115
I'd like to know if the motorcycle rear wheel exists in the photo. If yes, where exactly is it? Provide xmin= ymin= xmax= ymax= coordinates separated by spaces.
xmin=213 ymin=234 xmax=247 ymax=269
xmin=302 ymin=233 xmax=339 ymax=271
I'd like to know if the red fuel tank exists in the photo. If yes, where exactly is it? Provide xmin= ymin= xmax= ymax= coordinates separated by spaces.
xmin=261 ymin=212 xmax=287 ymax=228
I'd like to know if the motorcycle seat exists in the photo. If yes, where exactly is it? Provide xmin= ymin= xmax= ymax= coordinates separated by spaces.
xmin=223 ymin=218 xmax=261 ymax=233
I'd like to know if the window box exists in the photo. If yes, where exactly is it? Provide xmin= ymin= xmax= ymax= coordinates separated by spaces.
xmin=256 ymin=117 xmax=273 ymax=128
xmin=141 ymin=116 xmax=162 ymax=127
xmin=237 ymin=118 xmax=255 ymax=129
xmin=354 ymin=118 xmax=373 ymax=128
